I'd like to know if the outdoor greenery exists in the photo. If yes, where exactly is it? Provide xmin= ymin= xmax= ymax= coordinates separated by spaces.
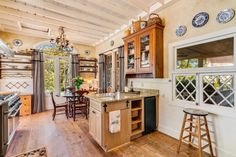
xmin=43 ymin=47 xmax=70 ymax=92
xmin=44 ymin=58 xmax=55 ymax=92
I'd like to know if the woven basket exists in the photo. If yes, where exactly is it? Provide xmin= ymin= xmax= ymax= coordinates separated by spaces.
xmin=147 ymin=13 xmax=162 ymax=26
xmin=132 ymin=20 xmax=141 ymax=32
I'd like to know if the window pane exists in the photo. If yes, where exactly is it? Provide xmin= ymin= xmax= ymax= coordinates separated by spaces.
xmin=59 ymin=58 xmax=69 ymax=92
xmin=175 ymin=75 xmax=196 ymax=102
xmin=177 ymin=37 xmax=234 ymax=69
xmin=202 ymin=74 xmax=235 ymax=108
xmin=44 ymin=58 xmax=55 ymax=92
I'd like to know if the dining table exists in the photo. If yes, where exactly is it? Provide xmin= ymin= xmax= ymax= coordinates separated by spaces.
xmin=60 ymin=91 xmax=90 ymax=118
xmin=60 ymin=92 xmax=75 ymax=117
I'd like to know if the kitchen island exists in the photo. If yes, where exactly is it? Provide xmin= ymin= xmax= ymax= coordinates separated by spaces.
xmin=85 ymin=89 xmax=159 ymax=152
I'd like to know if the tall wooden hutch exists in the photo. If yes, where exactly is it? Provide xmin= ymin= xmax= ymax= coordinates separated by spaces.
xmin=123 ymin=23 xmax=164 ymax=78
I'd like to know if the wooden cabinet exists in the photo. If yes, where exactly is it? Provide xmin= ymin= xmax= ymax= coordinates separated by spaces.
xmin=20 ymin=95 xmax=32 ymax=116
xmin=124 ymin=23 xmax=164 ymax=78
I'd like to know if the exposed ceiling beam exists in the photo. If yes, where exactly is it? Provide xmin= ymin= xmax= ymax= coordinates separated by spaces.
xmin=17 ymin=21 xmax=22 ymax=31
xmin=2 ymin=26 xmax=95 ymax=46
xmin=0 ymin=13 xmax=102 ymax=40
xmin=126 ymin=0 xmax=150 ymax=13
xmin=0 ymin=6 xmax=109 ymax=36
xmin=156 ymin=0 xmax=165 ymax=4
xmin=15 ymin=0 xmax=120 ymax=28
xmin=0 ymin=24 xmax=5 ymax=32
xmin=52 ymin=0 xmax=128 ymax=24
xmin=0 ymin=0 xmax=114 ymax=32
xmin=87 ymin=0 xmax=139 ymax=17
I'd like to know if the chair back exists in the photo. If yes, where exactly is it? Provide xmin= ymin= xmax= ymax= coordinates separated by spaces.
xmin=72 ymin=90 xmax=89 ymax=104
xmin=50 ymin=92 xmax=56 ymax=108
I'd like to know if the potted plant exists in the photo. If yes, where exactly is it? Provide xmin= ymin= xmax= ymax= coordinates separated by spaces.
xmin=72 ymin=76 xmax=84 ymax=90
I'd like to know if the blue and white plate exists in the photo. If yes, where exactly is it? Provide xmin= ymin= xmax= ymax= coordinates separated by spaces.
xmin=176 ymin=25 xmax=187 ymax=37
xmin=216 ymin=8 xmax=235 ymax=24
xmin=12 ymin=39 xmax=23 ymax=47
xmin=192 ymin=12 xmax=209 ymax=27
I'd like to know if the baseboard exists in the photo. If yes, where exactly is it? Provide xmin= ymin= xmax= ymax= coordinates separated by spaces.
xmin=158 ymin=124 xmax=235 ymax=157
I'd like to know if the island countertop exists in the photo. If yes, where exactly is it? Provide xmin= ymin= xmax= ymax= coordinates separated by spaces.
xmin=85 ymin=89 xmax=159 ymax=103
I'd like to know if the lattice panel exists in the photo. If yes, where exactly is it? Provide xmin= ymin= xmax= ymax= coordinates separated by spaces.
xmin=202 ymin=74 xmax=235 ymax=108
xmin=175 ymin=75 xmax=196 ymax=102
xmin=5 ymin=82 xmax=30 ymax=89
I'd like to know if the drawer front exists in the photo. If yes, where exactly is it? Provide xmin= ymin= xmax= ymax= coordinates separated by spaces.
xmin=20 ymin=95 xmax=32 ymax=116
xmin=90 ymin=100 xmax=101 ymax=111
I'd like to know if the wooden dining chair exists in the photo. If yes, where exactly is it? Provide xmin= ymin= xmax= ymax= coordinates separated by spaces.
xmin=50 ymin=92 xmax=68 ymax=120
xmin=72 ymin=90 xmax=89 ymax=121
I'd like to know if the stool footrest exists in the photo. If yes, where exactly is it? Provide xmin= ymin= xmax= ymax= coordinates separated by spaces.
xmin=186 ymin=119 xmax=205 ymax=126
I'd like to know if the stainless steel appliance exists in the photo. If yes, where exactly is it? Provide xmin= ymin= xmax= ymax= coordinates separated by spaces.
xmin=0 ymin=93 xmax=21 ymax=157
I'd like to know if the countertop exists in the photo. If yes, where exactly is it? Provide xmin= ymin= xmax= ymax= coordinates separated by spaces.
xmin=85 ymin=89 xmax=159 ymax=103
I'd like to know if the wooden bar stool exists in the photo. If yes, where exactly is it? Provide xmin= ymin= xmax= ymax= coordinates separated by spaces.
xmin=177 ymin=108 xmax=214 ymax=157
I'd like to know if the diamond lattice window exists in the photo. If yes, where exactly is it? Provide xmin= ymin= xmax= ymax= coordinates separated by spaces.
xmin=202 ymin=74 xmax=235 ymax=108
xmin=175 ymin=75 xmax=196 ymax=102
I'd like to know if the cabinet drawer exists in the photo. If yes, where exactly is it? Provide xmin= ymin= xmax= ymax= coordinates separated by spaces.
xmin=20 ymin=95 xmax=32 ymax=116
xmin=90 ymin=100 xmax=102 ymax=111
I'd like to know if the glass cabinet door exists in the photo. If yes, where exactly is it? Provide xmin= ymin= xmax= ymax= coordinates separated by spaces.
xmin=127 ymin=40 xmax=136 ymax=71
xmin=139 ymin=34 xmax=150 ymax=68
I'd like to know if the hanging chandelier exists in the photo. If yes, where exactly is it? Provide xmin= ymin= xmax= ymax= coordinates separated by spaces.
xmin=50 ymin=26 xmax=73 ymax=52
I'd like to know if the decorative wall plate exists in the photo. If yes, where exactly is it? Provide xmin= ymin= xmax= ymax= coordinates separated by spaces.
xmin=12 ymin=39 xmax=23 ymax=47
xmin=216 ymin=8 xmax=235 ymax=24
xmin=84 ymin=50 xmax=90 ymax=56
xmin=192 ymin=12 xmax=209 ymax=27
xmin=176 ymin=25 xmax=187 ymax=37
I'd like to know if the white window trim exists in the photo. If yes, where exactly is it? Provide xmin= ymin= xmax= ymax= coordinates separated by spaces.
xmin=168 ymin=26 xmax=236 ymax=118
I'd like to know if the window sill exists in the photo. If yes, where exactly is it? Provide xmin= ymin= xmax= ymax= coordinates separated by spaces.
xmin=170 ymin=100 xmax=236 ymax=119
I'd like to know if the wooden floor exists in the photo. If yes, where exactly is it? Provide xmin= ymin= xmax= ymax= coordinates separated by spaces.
xmin=6 ymin=111 xmax=210 ymax=157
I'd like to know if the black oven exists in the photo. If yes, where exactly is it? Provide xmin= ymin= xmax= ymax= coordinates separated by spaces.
xmin=0 ymin=101 xmax=8 ymax=157
xmin=0 ymin=93 xmax=21 ymax=157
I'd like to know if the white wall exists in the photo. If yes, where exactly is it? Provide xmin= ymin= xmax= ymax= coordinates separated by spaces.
xmin=96 ymin=0 xmax=236 ymax=156
xmin=128 ymin=78 xmax=236 ymax=157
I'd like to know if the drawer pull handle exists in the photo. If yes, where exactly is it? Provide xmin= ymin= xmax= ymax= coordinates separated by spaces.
xmin=103 ymin=104 xmax=107 ymax=112
xmin=92 ymin=111 xmax=96 ymax=114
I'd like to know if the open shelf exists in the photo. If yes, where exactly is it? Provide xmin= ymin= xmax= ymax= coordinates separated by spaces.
xmin=131 ymin=99 xmax=143 ymax=137
xmin=131 ymin=107 xmax=142 ymax=111
xmin=131 ymin=128 xmax=143 ymax=136
xmin=77 ymin=57 xmax=97 ymax=78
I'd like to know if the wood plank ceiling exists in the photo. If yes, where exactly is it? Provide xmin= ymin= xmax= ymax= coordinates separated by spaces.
xmin=0 ymin=0 xmax=176 ymax=46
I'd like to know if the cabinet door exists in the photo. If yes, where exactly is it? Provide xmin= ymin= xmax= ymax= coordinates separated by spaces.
xmin=89 ymin=108 xmax=96 ymax=138
xmin=95 ymin=110 xmax=102 ymax=144
xmin=124 ymin=38 xmax=137 ymax=74
xmin=137 ymin=30 xmax=154 ymax=73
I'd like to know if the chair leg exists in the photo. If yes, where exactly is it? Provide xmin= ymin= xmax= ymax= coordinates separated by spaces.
xmin=73 ymin=106 xmax=76 ymax=121
xmin=65 ymin=106 xmax=68 ymax=119
xmin=204 ymin=116 xmax=214 ymax=157
xmin=197 ymin=116 xmax=202 ymax=157
xmin=177 ymin=113 xmax=187 ymax=153
xmin=52 ymin=109 xmax=56 ymax=120
xmin=85 ymin=106 xmax=88 ymax=119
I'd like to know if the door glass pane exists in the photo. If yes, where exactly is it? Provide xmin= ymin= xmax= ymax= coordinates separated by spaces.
xmin=44 ymin=58 xmax=55 ymax=92
xmin=176 ymin=37 xmax=234 ymax=69
xmin=140 ymin=35 xmax=150 ymax=68
xmin=59 ymin=58 xmax=69 ymax=93
xmin=127 ymin=41 xmax=135 ymax=69
xmin=105 ymin=54 xmax=112 ymax=92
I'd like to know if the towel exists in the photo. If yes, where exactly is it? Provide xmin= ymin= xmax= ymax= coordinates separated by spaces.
xmin=109 ymin=110 xmax=121 ymax=133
